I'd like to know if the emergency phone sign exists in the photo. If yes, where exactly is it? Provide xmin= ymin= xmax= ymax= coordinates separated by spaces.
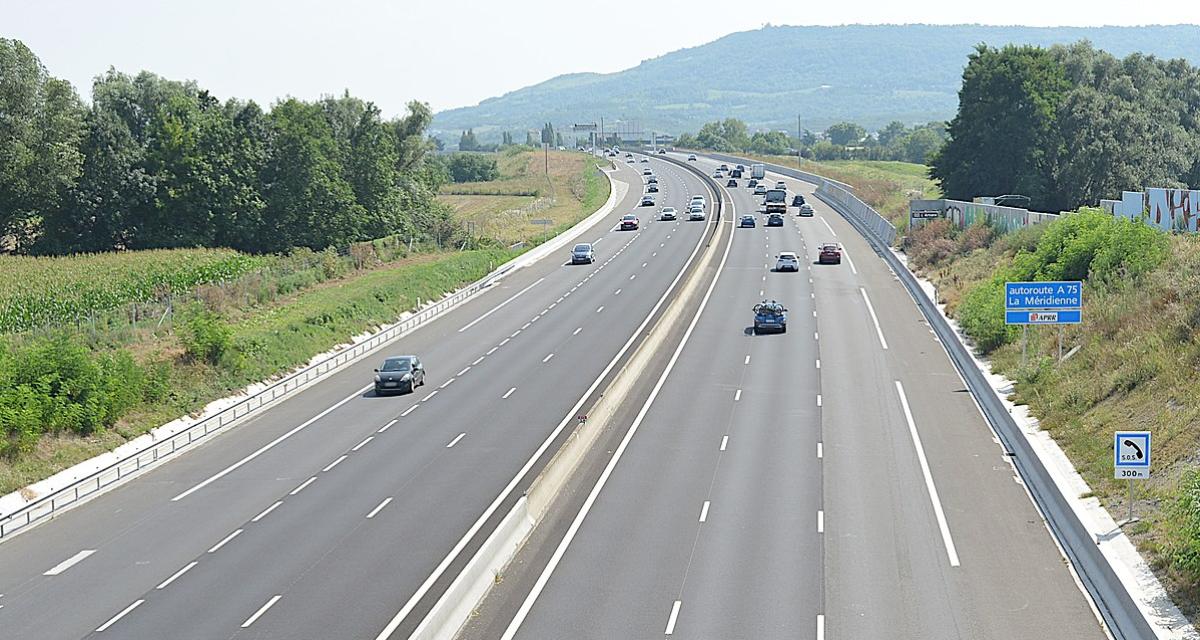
xmin=1114 ymin=431 xmax=1151 ymax=480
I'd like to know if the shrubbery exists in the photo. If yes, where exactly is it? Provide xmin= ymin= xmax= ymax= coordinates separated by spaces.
xmin=181 ymin=307 xmax=235 ymax=367
xmin=953 ymin=211 xmax=1169 ymax=353
xmin=0 ymin=336 xmax=166 ymax=457
xmin=444 ymin=153 xmax=500 ymax=183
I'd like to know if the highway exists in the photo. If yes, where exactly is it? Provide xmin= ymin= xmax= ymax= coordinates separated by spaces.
xmin=462 ymin=154 xmax=1108 ymax=639
xmin=0 ymin=155 xmax=716 ymax=639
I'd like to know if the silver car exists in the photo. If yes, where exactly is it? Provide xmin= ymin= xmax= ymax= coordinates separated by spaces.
xmin=374 ymin=355 xmax=425 ymax=395
xmin=571 ymin=243 xmax=595 ymax=264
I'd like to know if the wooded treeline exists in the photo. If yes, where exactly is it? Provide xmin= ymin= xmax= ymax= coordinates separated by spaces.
xmin=931 ymin=42 xmax=1200 ymax=212
xmin=0 ymin=39 xmax=452 ymax=255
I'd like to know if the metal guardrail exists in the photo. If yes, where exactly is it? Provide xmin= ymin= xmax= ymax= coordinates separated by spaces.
xmin=0 ymin=264 xmax=516 ymax=540
xmin=813 ymin=171 xmax=1154 ymax=640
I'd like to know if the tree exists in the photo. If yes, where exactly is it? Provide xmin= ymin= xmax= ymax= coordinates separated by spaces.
xmin=525 ymin=130 xmax=536 ymax=146
xmin=930 ymin=44 xmax=1071 ymax=210
xmin=826 ymin=122 xmax=866 ymax=146
xmin=445 ymin=153 xmax=499 ymax=182
xmin=0 ymin=39 xmax=86 ymax=247
xmin=878 ymin=121 xmax=908 ymax=147
xmin=748 ymin=130 xmax=790 ymax=155
xmin=541 ymin=122 xmax=555 ymax=145
xmin=555 ymin=132 xmax=563 ymax=148
xmin=458 ymin=128 xmax=479 ymax=151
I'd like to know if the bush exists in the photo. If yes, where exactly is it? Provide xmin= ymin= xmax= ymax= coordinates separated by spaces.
xmin=1167 ymin=469 xmax=1200 ymax=583
xmin=445 ymin=153 xmax=500 ymax=183
xmin=1018 ymin=210 xmax=1169 ymax=283
xmin=181 ymin=307 xmax=234 ymax=366
xmin=957 ymin=277 xmax=1012 ymax=352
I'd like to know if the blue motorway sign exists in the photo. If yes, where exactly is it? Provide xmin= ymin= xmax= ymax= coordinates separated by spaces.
xmin=1005 ymin=310 xmax=1082 ymax=325
xmin=1005 ymin=281 xmax=1082 ymax=311
xmin=1114 ymin=431 xmax=1151 ymax=479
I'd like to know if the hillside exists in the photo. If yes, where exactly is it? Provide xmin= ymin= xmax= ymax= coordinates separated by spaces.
xmin=431 ymin=24 xmax=1200 ymax=140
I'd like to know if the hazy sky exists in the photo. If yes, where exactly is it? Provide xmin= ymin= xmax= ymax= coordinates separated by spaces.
xmin=4 ymin=0 xmax=1198 ymax=116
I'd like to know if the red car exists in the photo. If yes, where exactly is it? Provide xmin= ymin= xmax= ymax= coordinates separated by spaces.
xmin=818 ymin=243 xmax=842 ymax=264
xmin=620 ymin=214 xmax=639 ymax=230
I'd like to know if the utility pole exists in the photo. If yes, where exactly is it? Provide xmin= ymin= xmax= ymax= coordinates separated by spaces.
xmin=796 ymin=114 xmax=801 ymax=167
xmin=543 ymin=142 xmax=549 ymax=175
xmin=600 ymin=117 xmax=605 ymax=149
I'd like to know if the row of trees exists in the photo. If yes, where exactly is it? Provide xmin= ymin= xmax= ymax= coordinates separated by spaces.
xmin=457 ymin=124 xmax=564 ymax=152
xmin=675 ymin=118 xmax=947 ymax=164
xmin=931 ymin=42 xmax=1200 ymax=212
xmin=0 ymin=39 xmax=451 ymax=255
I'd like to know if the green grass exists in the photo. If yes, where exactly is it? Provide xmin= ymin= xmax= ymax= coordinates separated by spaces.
xmin=440 ymin=149 xmax=611 ymax=245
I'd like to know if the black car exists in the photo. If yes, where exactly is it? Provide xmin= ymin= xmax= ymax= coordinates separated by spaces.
xmin=647 ymin=184 xmax=659 ymax=193
xmin=767 ymin=213 xmax=784 ymax=226
xmin=374 ymin=355 xmax=425 ymax=394
xmin=792 ymin=194 xmax=806 ymax=206
xmin=647 ymin=176 xmax=658 ymax=184
xmin=640 ymin=195 xmax=655 ymax=206
xmin=726 ymin=178 xmax=738 ymax=187
xmin=730 ymin=169 xmax=742 ymax=178
xmin=747 ymin=178 xmax=758 ymax=188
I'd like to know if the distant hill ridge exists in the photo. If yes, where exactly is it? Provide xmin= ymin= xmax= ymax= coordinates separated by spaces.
xmin=432 ymin=24 xmax=1200 ymax=140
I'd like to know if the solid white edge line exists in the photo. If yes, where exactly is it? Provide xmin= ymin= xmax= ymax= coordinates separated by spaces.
xmin=207 ymin=528 xmax=242 ymax=553
xmin=155 ymin=561 xmax=198 ymax=590
xmin=895 ymin=380 xmax=961 ymax=567
xmin=844 ymin=250 xmax=858 ymax=274
xmin=289 ymin=476 xmax=317 ymax=495
xmin=860 ymin=287 xmax=889 ymax=350
xmin=251 ymin=500 xmax=282 ymax=522
xmin=458 ymin=277 xmax=546 ymax=333
xmin=820 ymin=216 xmax=837 ymax=236
xmin=665 ymin=600 xmax=683 ymax=635
xmin=499 ymin=183 xmax=735 ymax=640
xmin=43 ymin=549 xmax=96 ymax=576
xmin=699 ymin=501 xmax=710 ymax=522
xmin=96 ymin=599 xmax=144 ymax=632
xmin=366 ymin=497 xmax=393 ymax=519
xmin=241 ymin=594 xmax=282 ymax=628
xmin=374 ymin=170 xmax=718 ymax=640
xmin=172 ymin=384 xmax=372 ymax=501
xmin=446 ymin=433 xmax=466 ymax=448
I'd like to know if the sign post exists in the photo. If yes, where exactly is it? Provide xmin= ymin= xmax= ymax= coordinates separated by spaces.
xmin=1114 ymin=431 xmax=1151 ymax=524
xmin=1004 ymin=281 xmax=1083 ymax=367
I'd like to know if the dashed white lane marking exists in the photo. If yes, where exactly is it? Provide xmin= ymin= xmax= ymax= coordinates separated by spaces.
xmin=503 ymin=387 xmax=517 ymax=399
xmin=614 ymin=288 xmax=622 ymax=295
xmin=352 ymin=436 xmax=374 ymax=451
xmin=734 ymin=389 xmax=742 ymax=401
xmin=816 ymin=394 xmax=822 ymax=407
xmin=573 ymin=327 xmax=582 ymax=336
xmin=642 ymin=262 xmax=647 ymax=267
xmin=762 ymin=275 xmax=766 ymax=282
xmin=665 ymin=600 xmax=682 ymax=635
xmin=156 ymin=561 xmax=198 ymax=590
xmin=401 ymin=405 xmax=418 ymax=417
xmin=241 ymin=594 xmax=282 ymax=628
xmin=699 ymin=501 xmax=711 ymax=522
xmin=816 ymin=359 xmax=821 ymax=369
xmin=522 ymin=322 xmax=531 ymax=330
xmin=366 ymin=497 xmax=393 ymax=519
xmin=895 ymin=380 xmax=961 ymax=567
xmin=759 ymin=290 xmax=764 ymax=296
xmin=817 ymin=614 xmax=826 ymax=640
xmin=207 ymin=529 xmax=242 ymax=553
xmin=817 ymin=442 xmax=823 ymax=459
xmin=818 ymin=510 xmax=824 ymax=533
xmin=629 ymin=274 xmax=636 ymax=280
xmin=251 ymin=501 xmax=282 ymax=522
xmin=446 ymin=433 xmax=466 ymax=448
xmin=597 ymin=305 xmax=604 ymax=313
xmin=500 ymin=338 xmax=511 ymax=346
xmin=322 ymin=455 xmax=347 ymax=472
xmin=290 ymin=476 xmax=317 ymax=495
xmin=96 ymin=599 xmax=144 ymax=632
xmin=457 ymin=367 xmax=471 ymax=376
xmin=458 ymin=277 xmax=545 ymax=333
xmin=472 ymin=356 xmax=485 ymax=366
xmin=720 ymin=435 xmax=729 ymax=451
xmin=44 ymin=549 xmax=96 ymax=576
xmin=744 ymin=355 xmax=750 ymax=365
xmin=549 ymin=302 xmax=558 ymax=309
xmin=510 ymin=330 xmax=521 ymax=338
xmin=486 ymin=347 xmax=499 ymax=356
xmin=815 ymin=332 xmax=819 ymax=341
xmin=439 ymin=378 xmax=455 ymax=390
xmin=543 ymin=353 xmax=555 ymax=363
xmin=421 ymin=390 xmax=439 ymax=402
xmin=813 ymin=310 xmax=817 ymax=318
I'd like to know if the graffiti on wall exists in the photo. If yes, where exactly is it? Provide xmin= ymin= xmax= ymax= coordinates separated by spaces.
xmin=1115 ymin=188 xmax=1200 ymax=232
xmin=909 ymin=199 xmax=1057 ymax=234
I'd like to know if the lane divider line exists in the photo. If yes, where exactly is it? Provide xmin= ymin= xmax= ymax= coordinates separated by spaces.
xmin=251 ymin=501 xmax=282 ymax=523
xmin=207 ymin=529 xmax=242 ymax=553
xmin=155 ymin=561 xmax=197 ymax=590
xmin=241 ymin=594 xmax=282 ymax=628
xmin=289 ymin=477 xmax=317 ymax=495
xmin=322 ymin=455 xmax=347 ymax=473
xmin=96 ymin=599 xmax=144 ymax=632
xmin=720 ymin=435 xmax=728 ymax=451
xmin=503 ymin=387 xmax=517 ymax=399
xmin=352 ymin=436 xmax=374 ymax=451
xmin=401 ymin=405 xmax=418 ymax=417
xmin=818 ymin=510 xmax=825 ymax=533
xmin=446 ymin=433 xmax=466 ymax=448
xmin=43 ymin=549 xmax=95 ymax=576
xmin=458 ymin=277 xmax=545 ymax=333
xmin=665 ymin=600 xmax=682 ymax=635
xmin=699 ymin=501 xmax=711 ymax=523
xmin=860 ymin=287 xmax=889 ymax=350
xmin=367 ymin=497 xmax=393 ymax=519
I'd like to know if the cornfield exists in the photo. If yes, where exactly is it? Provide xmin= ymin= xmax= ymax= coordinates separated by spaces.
xmin=0 ymin=249 xmax=267 ymax=333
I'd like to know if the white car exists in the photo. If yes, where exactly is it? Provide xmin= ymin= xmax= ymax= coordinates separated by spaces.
xmin=775 ymin=180 xmax=787 ymax=190
xmin=687 ymin=154 xmax=697 ymax=161
xmin=688 ymin=204 xmax=705 ymax=221
xmin=660 ymin=207 xmax=678 ymax=221
xmin=690 ymin=195 xmax=707 ymax=207
xmin=775 ymin=252 xmax=800 ymax=272
xmin=798 ymin=204 xmax=815 ymax=217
